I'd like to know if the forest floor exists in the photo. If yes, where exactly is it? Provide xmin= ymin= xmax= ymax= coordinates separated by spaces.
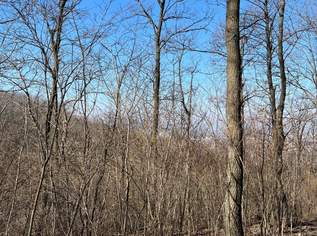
xmin=189 ymin=218 xmax=317 ymax=235
xmin=282 ymin=218 xmax=317 ymax=236
xmin=248 ymin=218 xmax=317 ymax=235
xmin=127 ymin=219 xmax=317 ymax=235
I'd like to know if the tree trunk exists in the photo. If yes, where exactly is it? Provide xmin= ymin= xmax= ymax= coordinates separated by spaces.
xmin=275 ymin=1 xmax=287 ymax=234
xmin=151 ymin=0 xmax=165 ymax=154
xmin=224 ymin=0 xmax=244 ymax=235
xmin=151 ymin=33 xmax=161 ymax=153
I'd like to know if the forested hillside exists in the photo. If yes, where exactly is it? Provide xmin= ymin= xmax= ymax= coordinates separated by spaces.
xmin=0 ymin=0 xmax=316 ymax=235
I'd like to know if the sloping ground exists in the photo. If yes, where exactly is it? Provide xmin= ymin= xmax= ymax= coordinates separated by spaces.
xmin=173 ymin=219 xmax=317 ymax=236
xmin=284 ymin=219 xmax=317 ymax=236
xmin=247 ymin=219 xmax=317 ymax=236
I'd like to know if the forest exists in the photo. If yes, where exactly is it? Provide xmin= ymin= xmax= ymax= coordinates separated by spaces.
xmin=0 ymin=0 xmax=316 ymax=235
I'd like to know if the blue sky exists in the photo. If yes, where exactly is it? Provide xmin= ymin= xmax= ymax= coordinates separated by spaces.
xmin=1 ymin=0 xmax=315 ymax=124
xmin=74 ymin=0 xmax=316 ymax=112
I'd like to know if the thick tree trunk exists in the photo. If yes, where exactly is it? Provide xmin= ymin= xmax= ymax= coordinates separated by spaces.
xmin=224 ymin=0 xmax=244 ymax=235
xmin=275 ymin=1 xmax=287 ymax=234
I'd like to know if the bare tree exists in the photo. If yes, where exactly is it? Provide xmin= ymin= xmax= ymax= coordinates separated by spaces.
xmin=0 ymin=1 xmax=317 ymax=235
xmin=263 ymin=0 xmax=287 ymax=233
xmin=224 ymin=0 xmax=244 ymax=235
xmin=135 ymin=0 xmax=206 ymax=154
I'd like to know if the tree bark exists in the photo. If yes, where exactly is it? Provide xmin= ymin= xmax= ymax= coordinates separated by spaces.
xmin=224 ymin=0 xmax=244 ymax=235
xmin=275 ymin=1 xmax=287 ymax=234
xmin=264 ymin=0 xmax=287 ymax=234
xmin=151 ymin=0 xmax=165 ymax=154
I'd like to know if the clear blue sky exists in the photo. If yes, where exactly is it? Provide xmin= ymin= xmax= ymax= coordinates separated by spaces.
xmin=76 ymin=0 xmax=314 ymax=109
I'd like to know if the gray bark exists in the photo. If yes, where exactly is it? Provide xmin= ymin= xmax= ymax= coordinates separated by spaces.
xmin=224 ymin=0 xmax=244 ymax=235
